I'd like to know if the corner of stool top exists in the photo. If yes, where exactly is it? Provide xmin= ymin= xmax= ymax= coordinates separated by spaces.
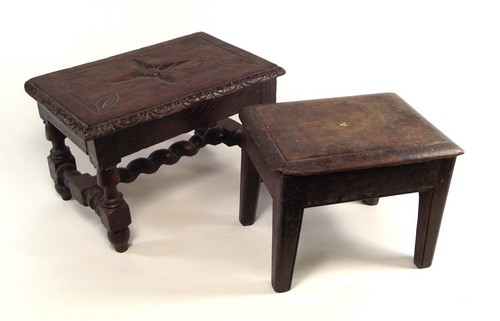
xmin=240 ymin=93 xmax=464 ymax=176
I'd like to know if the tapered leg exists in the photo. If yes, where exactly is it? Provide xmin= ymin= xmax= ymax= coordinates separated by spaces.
xmin=271 ymin=195 xmax=304 ymax=293
xmin=239 ymin=147 xmax=261 ymax=226
xmin=96 ymin=167 xmax=132 ymax=252
xmin=45 ymin=121 xmax=76 ymax=200
xmin=414 ymin=158 xmax=456 ymax=268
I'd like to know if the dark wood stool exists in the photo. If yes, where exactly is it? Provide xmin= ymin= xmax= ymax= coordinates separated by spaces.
xmin=239 ymin=93 xmax=463 ymax=292
xmin=25 ymin=32 xmax=285 ymax=252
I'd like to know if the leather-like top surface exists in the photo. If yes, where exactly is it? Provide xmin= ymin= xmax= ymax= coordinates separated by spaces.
xmin=241 ymin=93 xmax=463 ymax=175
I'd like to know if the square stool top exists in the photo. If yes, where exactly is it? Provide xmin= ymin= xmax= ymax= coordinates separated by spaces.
xmin=25 ymin=32 xmax=285 ymax=140
xmin=240 ymin=93 xmax=463 ymax=175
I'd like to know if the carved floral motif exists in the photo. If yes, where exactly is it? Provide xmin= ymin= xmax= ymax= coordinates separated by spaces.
xmin=92 ymin=92 xmax=120 ymax=113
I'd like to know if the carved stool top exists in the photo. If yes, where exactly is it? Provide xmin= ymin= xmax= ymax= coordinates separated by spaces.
xmin=25 ymin=32 xmax=285 ymax=140
xmin=240 ymin=93 xmax=464 ymax=175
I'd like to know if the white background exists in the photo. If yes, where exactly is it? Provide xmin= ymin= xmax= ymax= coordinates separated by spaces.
xmin=1 ymin=1 xmax=499 ymax=320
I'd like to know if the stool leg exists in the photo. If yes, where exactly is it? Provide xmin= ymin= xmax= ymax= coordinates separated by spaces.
xmin=414 ymin=158 xmax=456 ymax=268
xmin=239 ymin=146 xmax=260 ymax=226
xmin=45 ymin=121 xmax=76 ymax=200
xmin=363 ymin=198 xmax=380 ymax=206
xmin=271 ymin=195 xmax=304 ymax=293
xmin=96 ymin=166 xmax=131 ymax=253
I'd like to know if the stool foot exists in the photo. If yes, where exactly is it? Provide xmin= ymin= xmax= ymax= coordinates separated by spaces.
xmin=362 ymin=198 xmax=379 ymax=206
xmin=271 ymin=197 xmax=304 ymax=293
xmin=97 ymin=167 xmax=132 ymax=252
xmin=54 ymin=184 xmax=72 ymax=200
xmin=107 ymin=227 xmax=130 ymax=253
xmin=414 ymin=158 xmax=456 ymax=268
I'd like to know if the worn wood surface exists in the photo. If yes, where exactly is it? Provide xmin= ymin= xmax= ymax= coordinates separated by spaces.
xmin=240 ymin=93 xmax=463 ymax=175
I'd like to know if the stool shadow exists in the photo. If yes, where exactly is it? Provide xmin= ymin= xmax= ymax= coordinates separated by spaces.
xmin=124 ymin=208 xmax=274 ymax=296
xmin=251 ymin=186 xmax=417 ymax=286
xmin=66 ymin=144 xmax=238 ymax=243
xmin=292 ymin=205 xmax=416 ymax=285
xmin=249 ymin=189 xmax=416 ymax=286
xmin=119 ymin=148 xmax=228 ymax=205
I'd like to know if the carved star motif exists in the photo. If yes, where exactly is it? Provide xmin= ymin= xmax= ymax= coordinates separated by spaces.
xmin=110 ymin=57 xmax=203 ymax=85
xmin=131 ymin=58 xmax=190 ymax=84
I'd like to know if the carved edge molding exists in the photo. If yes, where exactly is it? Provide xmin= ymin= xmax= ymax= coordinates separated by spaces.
xmin=25 ymin=82 xmax=90 ymax=139
xmin=25 ymin=66 xmax=285 ymax=141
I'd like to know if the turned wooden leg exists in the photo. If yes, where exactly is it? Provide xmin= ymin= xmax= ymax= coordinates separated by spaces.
xmin=271 ymin=191 xmax=305 ymax=293
xmin=414 ymin=158 xmax=456 ymax=268
xmin=239 ymin=146 xmax=261 ymax=226
xmin=96 ymin=167 xmax=131 ymax=252
xmin=45 ymin=121 xmax=76 ymax=200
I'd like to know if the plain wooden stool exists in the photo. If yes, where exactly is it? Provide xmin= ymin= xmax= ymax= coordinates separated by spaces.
xmin=239 ymin=93 xmax=463 ymax=292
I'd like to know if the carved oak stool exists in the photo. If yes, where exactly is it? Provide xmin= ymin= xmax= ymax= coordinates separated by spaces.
xmin=239 ymin=93 xmax=463 ymax=292
xmin=25 ymin=32 xmax=285 ymax=252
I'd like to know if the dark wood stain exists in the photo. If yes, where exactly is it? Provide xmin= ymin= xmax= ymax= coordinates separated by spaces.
xmin=25 ymin=32 xmax=284 ymax=252
xmin=239 ymin=93 xmax=463 ymax=292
